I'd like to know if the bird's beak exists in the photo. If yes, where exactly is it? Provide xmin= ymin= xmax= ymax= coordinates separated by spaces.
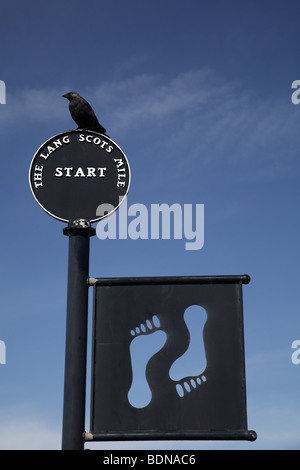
xmin=62 ymin=93 xmax=69 ymax=99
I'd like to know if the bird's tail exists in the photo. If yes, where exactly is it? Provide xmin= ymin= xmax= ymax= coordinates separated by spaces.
xmin=96 ymin=123 xmax=107 ymax=134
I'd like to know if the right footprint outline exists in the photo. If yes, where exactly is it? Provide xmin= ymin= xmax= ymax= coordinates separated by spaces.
xmin=169 ymin=304 xmax=208 ymax=397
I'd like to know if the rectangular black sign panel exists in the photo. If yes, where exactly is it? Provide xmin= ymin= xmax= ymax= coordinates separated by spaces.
xmin=88 ymin=275 xmax=256 ymax=442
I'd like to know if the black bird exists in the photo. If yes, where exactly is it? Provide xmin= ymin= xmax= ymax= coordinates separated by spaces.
xmin=62 ymin=91 xmax=107 ymax=134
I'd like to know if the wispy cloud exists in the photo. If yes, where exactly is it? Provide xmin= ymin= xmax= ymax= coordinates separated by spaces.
xmin=1 ymin=69 xmax=296 ymax=138
xmin=0 ymin=413 xmax=60 ymax=450
xmin=0 ymin=87 xmax=64 ymax=124
xmin=1 ymin=69 xmax=298 ymax=181
xmin=0 ymin=399 xmax=298 ymax=450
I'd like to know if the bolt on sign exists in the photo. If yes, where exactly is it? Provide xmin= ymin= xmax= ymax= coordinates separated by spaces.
xmin=29 ymin=130 xmax=130 ymax=223
xmin=86 ymin=275 xmax=256 ymax=443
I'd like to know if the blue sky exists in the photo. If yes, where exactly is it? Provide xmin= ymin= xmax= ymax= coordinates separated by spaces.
xmin=0 ymin=0 xmax=300 ymax=450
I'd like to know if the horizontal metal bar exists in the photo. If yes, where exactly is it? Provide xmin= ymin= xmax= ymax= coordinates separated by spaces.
xmin=84 ymin=429 xmax=257 ymax=442
xmin=89 ymin=274 xmax=251 ymax=287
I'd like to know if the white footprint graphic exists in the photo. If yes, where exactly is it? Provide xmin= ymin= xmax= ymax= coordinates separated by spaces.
xmin=128 ymin=315 xmax=167 ymax=409
xmin=169 ymin=305 xmax=207 ymax=397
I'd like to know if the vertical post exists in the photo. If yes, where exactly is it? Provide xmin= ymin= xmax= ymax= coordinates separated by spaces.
xmin=61 ymin=220 xmax=95 ymax=450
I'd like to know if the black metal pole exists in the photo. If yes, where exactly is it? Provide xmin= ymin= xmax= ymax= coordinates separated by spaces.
xmin=61 ymin=220 xmax=95 ymax=450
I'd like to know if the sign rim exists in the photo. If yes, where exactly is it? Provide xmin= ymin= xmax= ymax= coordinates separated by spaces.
xmin=29 ymin=130 xmax=131 ymax=223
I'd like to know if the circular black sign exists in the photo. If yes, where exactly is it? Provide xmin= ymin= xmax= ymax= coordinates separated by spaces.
xmin=29 ymin=130 xmax=130 ymax=223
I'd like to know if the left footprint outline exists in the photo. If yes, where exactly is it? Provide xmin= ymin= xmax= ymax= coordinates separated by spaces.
xmin=128 ymin=315 xmax=167 ymax=409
